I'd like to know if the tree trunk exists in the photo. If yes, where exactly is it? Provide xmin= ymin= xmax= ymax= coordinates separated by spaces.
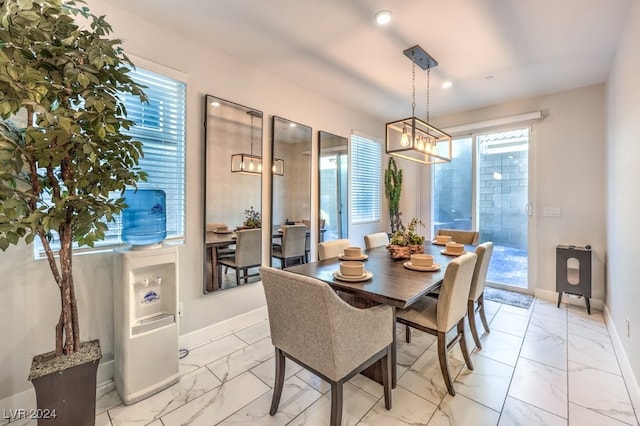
xmin=56 ymin=222 xmax=80 ymax=356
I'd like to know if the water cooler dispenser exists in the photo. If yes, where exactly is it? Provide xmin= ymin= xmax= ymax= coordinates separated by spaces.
xmin=113 ymin=245 xmax=179 ymax=404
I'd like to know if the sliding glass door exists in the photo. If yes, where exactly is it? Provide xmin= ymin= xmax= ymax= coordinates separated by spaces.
xmin=433 ymin=127 xmax=530 ymax=289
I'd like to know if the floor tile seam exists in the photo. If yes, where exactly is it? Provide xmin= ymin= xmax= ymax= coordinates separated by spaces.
xmin=248 ymin=360 xmax=276 ymax=389
xmin=568 ymin=400 xmax=639 ymax=426
xmin=393 ymin=382 xmax=442 ymax=408
xmin=454 ymin=383 xmax=507 ymax=415
xmin=292 ymin=370 xmax=330 ymax=396
xmin=211 ymin=378 xmax=274 ymax=426
xmin=281 ymin=387 xmax=351 ymax=426
xmin=204 ymin=336 xmax=275 ymax=376
xmin=567 ymin=358 xmax=624 ymax=378
xmin=185 ymin=340 xmax=251 ymax=370
xmin=472 ymin=350 xmax=520 ymax=372
xmin=505 ymin=394 xmax=569 ymax=421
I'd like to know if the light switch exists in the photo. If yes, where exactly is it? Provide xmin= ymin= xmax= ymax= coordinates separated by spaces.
xmin=543 ymin=207 xmax=561 ymax=217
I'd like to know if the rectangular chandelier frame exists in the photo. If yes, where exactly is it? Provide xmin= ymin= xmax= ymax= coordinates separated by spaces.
xmin=385 ymin=116 xmax=453 ymax=165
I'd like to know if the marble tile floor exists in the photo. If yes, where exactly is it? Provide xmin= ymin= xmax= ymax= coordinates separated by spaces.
xmin=7 ymin=298 xmax=637 ymax=426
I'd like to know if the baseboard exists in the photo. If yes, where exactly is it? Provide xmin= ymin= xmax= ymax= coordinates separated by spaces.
xmin=604 ymin=305 xmax=640 ymax=416
xmin=534 ymin=288 xmax=604 ymax=311
xmin=0 ymin=388 xmax=36 ymax=422
xmin=179 ymin=306 xmax=268 ymax=350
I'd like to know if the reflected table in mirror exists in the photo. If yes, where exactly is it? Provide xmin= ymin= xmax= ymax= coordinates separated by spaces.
xmin=205 ymin=231 xmax=237 ymax=293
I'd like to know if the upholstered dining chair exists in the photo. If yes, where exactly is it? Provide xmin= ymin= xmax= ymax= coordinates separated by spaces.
xmin=272 ymin=224 xmax=307 ymax=268
xmin=396 ymin=253 xmax=477 ymax=396
xmin=364 ymin=232 xmax=389 ymax=249
xmin=217 ymin=228 xmax=261 ymax=287
xmin=260 ymin=266 xmax=393 ymax=426
xmin=318 ymin=239 xmax=350 ymax=260
xmin=436 ymin=228 xmax=479 ymax=245
xmin=467 ymin=242 xmax=494 ymax=349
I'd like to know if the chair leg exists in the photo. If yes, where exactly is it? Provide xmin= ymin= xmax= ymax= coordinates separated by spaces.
xmin=478 ymin=293 xmax=490 ymax=333
xmin=437 ymin=331 xmax=455 ymax=396
xmin=330 ymin=381 xmax=343 ymax=426
xmin=382 ymin=346 xmax=392 ymax=410
xmin=243 ymin=268 xmax=249 ymax=284
xmin=405 ymin=325 xmax=411 ymax=343
xmin=270 ymin=348 xmax=286 ymax=415
xmin=468 ymin=300 xmax=482 ymax=349
xmin=458 ymin=319 xmax=474 ymax=371
xmin=235 ymin=269 xmax=241 ymax=286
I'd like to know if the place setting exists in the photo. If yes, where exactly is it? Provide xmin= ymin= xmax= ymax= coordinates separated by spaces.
xmin=432 ymin=234 xmax=452 ymax=245
xmin=338 ymin=246 xmax=368 ymax=261
xmin=213 ymin=225 xmax=233 ymax=234
xmin=441 ymin=242 xmax=467 ymax=256
xmin=333 ymin=260 xmax=373 ymax=282
xmin=404 ymin=253 xmax=440 ymax=272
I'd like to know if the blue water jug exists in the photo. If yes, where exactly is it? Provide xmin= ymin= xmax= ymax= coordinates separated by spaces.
xmin=122 ymin=189 xmax=167 ymax=246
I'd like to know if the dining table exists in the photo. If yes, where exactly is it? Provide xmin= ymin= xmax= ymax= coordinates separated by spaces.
xmin=205 ymin=231 xmax=237 ymax=292
xmin=285 ymin=241 xmax=475 ymax=388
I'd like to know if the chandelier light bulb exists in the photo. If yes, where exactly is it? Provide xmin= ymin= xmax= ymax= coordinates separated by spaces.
xmin=400 ymin=126 xmax=409 ymax=147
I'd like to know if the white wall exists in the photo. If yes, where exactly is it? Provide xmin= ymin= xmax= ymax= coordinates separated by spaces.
xmin=430 ymin=85 xmax=607 ymax=301
xmin=606 ymin=0 xmax=640 ymax=399
xmin=0 ymin=0 xmax=381 ymax=400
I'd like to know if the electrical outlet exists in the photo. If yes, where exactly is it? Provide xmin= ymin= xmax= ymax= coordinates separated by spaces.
xmin=626 ymin=318 xmax=631 ymax=338
xmin=179 ymin=302 xmax=184 ymax=318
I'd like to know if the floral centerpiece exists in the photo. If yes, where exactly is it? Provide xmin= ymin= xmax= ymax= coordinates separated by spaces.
xmin=388 ymin=218 xmax=426 ymax=259
xmin=242 ymin=206 xmax=262 ymax=229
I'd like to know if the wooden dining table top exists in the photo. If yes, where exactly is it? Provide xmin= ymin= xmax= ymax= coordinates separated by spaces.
xmin=286 ymin=242 xmax=475 ymax=309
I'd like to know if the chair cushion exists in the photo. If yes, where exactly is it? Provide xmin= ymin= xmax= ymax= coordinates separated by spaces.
xmin=396 ymin=296 xmax=437 ymax=329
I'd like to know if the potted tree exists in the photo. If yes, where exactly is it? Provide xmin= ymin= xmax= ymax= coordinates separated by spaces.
xmin=384 ymin=157 xmax=402 ymax=233
xmin=0 ymin=1 xmax=147 ymax=424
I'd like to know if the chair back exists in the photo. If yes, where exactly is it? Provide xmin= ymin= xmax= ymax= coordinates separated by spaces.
xmin=469 ymin=242 xmax=494 ymax=301
xmin=436 ymin=253 xmax=477 ymax=331
xmin=261 ymin=266 xmax=385 ymax=380
xmin=318 ymin=239 xmax=350 ymax=260
xmin=364 ymin=232 xmax=389 ymax=249
xmin=282 ymin=224 xmax=307 ymax=258
xmin=234 ymin=228 xmax=261 ymax=267
xmin=436 ymin=228 xmax=479 ymax=245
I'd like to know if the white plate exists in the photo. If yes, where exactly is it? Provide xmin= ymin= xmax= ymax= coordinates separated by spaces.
xmin=338 ymin=254 xmax=369 ymax=261
xmin=431 ymin=240 xmax=447 ymax=246
xmin=332 ymin=270 xmax=373 ymax=282
xmin=441 ymin=249 xmax=466 ymax=256
xmin=403 ymin=261 xmax=440 ymax=272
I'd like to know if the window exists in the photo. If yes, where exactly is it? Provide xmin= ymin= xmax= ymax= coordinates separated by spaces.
xmin=35 ymin=66 xmax=186 ymax=256
xmin=350 ymin=133 xmax=382 ymax=223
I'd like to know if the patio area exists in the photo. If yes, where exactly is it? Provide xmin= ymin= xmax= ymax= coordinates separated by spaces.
xmin=487 ymin=244 xmax=528 ymax=288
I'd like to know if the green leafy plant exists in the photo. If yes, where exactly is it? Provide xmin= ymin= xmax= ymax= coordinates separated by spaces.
xmin=243 ymin=206 xmax=261 ymax=228
xmin=384 ymin=157 xmax=402 ymax=233
xmin=0 ymin=0 xmax=147 ymax=356
xmin=390 ymin=218 xmax=426 ymax=247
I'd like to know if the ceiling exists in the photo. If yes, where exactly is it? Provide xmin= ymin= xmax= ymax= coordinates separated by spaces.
xmin=107 ymin=0 xmax=630 ymax=122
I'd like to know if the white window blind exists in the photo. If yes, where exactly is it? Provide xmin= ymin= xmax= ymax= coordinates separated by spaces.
xmin=35 ymin=66 xmax=186 ymax=256
xmin=350 ymin=134 xmax=382 ymax=223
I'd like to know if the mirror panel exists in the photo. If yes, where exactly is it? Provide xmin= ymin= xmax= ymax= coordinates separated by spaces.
xmin=319 ymin=131 xmax=349 ymax=242
xmin=204 ymin=95 xmax=263 ymax=293
xmin=270 ymin=116 xmax=312 ymax=266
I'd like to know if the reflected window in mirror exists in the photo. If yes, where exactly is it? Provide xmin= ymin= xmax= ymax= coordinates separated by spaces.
xmin=319 ymin=131 xmax=349 ymax=242
xmin=271 ymin=116 xmax=312 ymax=267
xmin=204 ymin=95 xmax=263 ymax=293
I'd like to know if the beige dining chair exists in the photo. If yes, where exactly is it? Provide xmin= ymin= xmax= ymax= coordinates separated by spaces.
xmin=217 ymin=228 xmax=261 ymax=287
xmin=467 ymin=242 xmax=494 ymax=349
xmin=364 ymin=232 xmax=389 ymax=249
xmin=396 ymin=253 xmax=477 ymax=396
xmin=436 ymin=228 xmax=479 ymax=245
xmin=318 ymin=239 xmax=350 ymax=260
xmin=260 ymin=266 xmax=393 ymax=426
xmin=272 ymin=224 xmax=307 ymax=268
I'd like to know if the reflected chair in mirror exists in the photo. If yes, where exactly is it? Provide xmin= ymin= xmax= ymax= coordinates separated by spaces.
xmin=217 ymin=228 xmax=261 ymax=287
xmin=364 ymin=232 xmax=389 ymax=249
xmin=396 ymin=253 xmax=477 ymax=396
xmin=260 ymin=266 xmax=393 ymax=426
xmin=272 ymin=224 xmax=307 ymax=269
xmin=318 ymin=239 xmax=350 ymax=261
xmin=467 ymin=242 xmax=494 ymax=349
xmin=436 ymin=229 xmax=479 ymax=245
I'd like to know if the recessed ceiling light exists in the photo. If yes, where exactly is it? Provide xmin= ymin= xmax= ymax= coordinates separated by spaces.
xmin=289 ymin=122 xmax=296 ymax=128
xmin=375 ymin=10 xmax=392 ymax=25
xmin=210 ymin=101 xmax=220 ymax=107
xmin=441 ymin=81 xmax=453 ymax=89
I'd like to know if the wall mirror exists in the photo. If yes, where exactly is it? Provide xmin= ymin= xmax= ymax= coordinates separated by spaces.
xmin=319 ymin=131 xmax=349 ymax=242
xmin=204 ymin=95 xmax=263 ymax=293
xmin=270 ymin=116 xmax=312 ymax=267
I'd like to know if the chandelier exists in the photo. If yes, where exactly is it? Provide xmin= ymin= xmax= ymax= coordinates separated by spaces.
xmin=231 ymin=110 xmax=284 ymax=176
xmin=385 ymin=45 xmax=452 ymax=165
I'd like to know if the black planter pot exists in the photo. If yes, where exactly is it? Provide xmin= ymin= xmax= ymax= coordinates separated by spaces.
xmin=29 ymin=340 xmax=102 ymax=426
